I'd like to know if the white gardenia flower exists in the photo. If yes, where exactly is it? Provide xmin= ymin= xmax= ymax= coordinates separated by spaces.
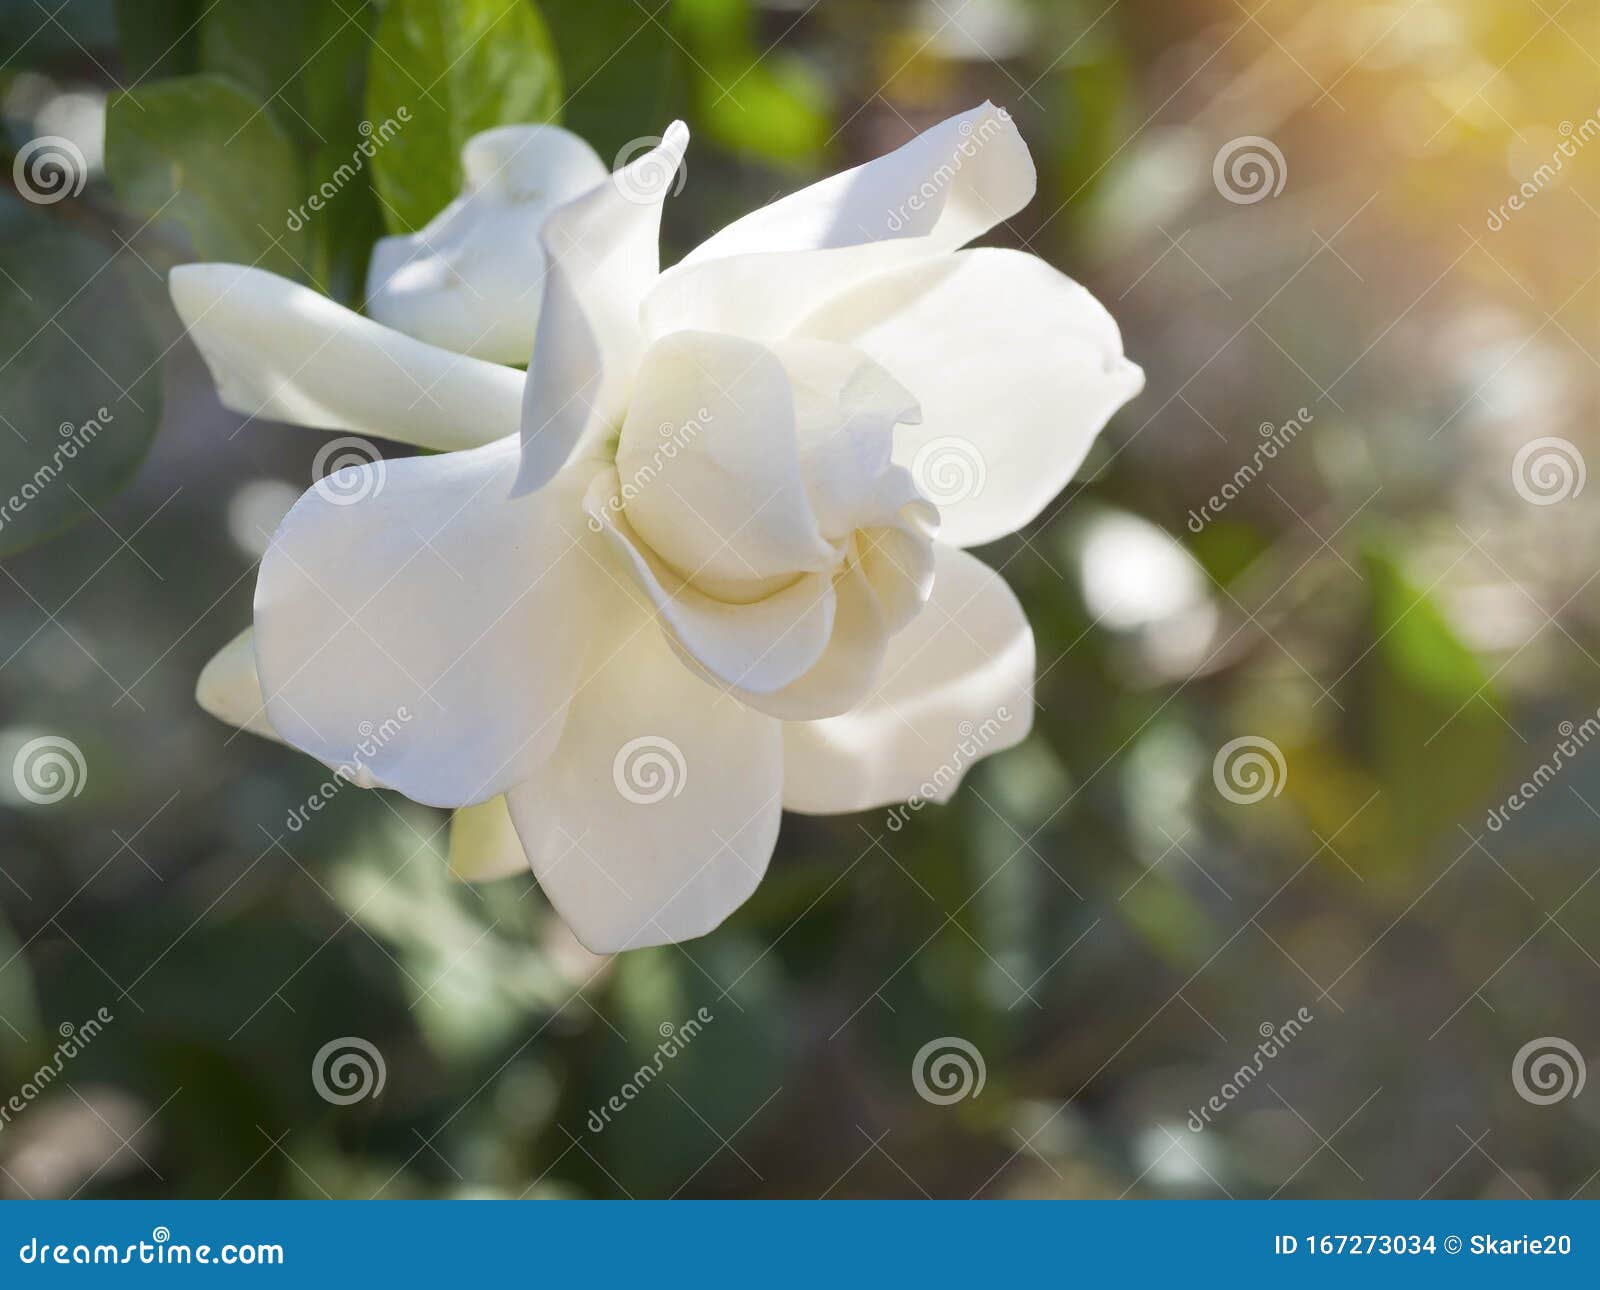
xmin=176 ymin=105 xmax=1143 ymax=952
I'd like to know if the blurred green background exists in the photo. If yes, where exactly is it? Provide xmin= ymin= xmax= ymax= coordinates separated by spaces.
xmin=1 ymin=0 xmax=1597 ymax=1199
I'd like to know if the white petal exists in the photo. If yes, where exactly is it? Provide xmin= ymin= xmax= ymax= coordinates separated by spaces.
xmin=195 ymin=627 xmax=281 ymax=742
xmin=683 ymin=101 xmax=1029 ymax=263
xmin=254 ymin=439 xmax=603 ymax=808
xmin=169 ymin=264 xmax=523 ymax=450
xmin=506 ymin=581 xmax=782 ymax=952
xmin=797 ymin=248 xmax=1144 ymax=546
xmin=195 ymin=626 xmax=379 ymax=788
xmin=782 ymin=544 xmax=1033 ymax=813
xmin=617 ymin=330 xmax=836 ymax=593
xmin=780 ymin=337 xmax=923 ymax=540
xmin=367 ymin=125 xmax=608 ymax=364
xmin=858 ymin=512 xmax=938 ymax=635
xmin=730 ymin=551 xmax=887 ymax=721
xmin=448 ymin=796 xmax=531 ymax=882
xmin=516 ymin=123 xmax=689 ymax=494
xmin=585 ymin=468 xmax=838 ymax=695
xmin=644 ymin=102 xmax=1033 ymax=340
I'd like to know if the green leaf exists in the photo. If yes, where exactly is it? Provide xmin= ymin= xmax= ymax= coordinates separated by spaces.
xmin=306 ymin=137 xmax=387 ymax=307
xmin=1351 ymin=542 xmax=1505 ymax=859
xmin=105 ymin=74 xmax=309 ymax=279
xmin=199 ymin=1 xmax=382 ymax=304
xmin=693 ymin=57 xmax=828 ymax=164
xmin=365 ymin=0 xmax=563 ymax=233
xmin=543 ymin=0 xmax=680 ymax=162
xmin=673 ymin=0 xmax=827 ymax=165
xmin=0 ymin=224 xmax=164 ymax=557
xmin=199 ymin=0 xmax=374 ymax=154
xmin=115 ymin=0 xmax=203 ymax=81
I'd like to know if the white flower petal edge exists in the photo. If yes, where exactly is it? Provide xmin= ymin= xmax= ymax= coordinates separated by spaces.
xmin=516 ymin=124 xmax=690 ymax=494
xmin=169 ymin=264 xmax=522 ymax=450
xmin=797 ymin=248 xmax=1145 ymax=547
xmin=196 ymin=627 xmax=281 ymax=744
xmin=253 ymin=440 xmax=603 ymax=809
xmin=683 ymin=103 xmax=1031 ymax=264
xmin=647 ymin=102 xmax=1034 ymax=340
xmin=505 ymin=569 xmax=782 ymax=952
xmin=783 ymin=543 xmax=1034 ymax=813
xmin=367 ymin=125 xmax=608 ymax=365
xmin=448 ymin=796 xmax=534 ymax=882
